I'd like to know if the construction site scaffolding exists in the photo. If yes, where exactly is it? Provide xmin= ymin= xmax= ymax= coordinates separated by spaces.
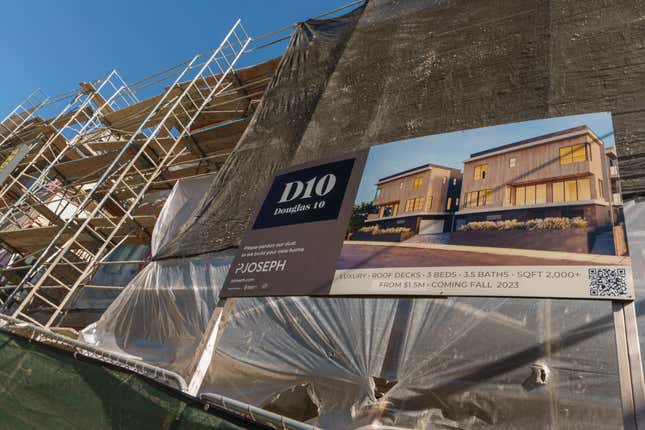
xmin=0 ymin=18 xmax=283 ymax=328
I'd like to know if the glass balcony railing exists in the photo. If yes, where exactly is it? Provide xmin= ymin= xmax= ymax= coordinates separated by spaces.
xmin=610 ymin=165 xmax=619 ymax=177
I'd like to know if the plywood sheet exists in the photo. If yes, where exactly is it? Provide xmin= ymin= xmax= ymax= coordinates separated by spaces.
xmin=0 ymin=226 xmax=97 ymax=253
xmin=53 ymin=147 xmax=148 ymax=183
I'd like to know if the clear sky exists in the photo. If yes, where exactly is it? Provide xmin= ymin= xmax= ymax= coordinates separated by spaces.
xmin=355 ymin=112 xmax=616 ymax=203
xmin=0 ymin=0 xmax=354 ymax=118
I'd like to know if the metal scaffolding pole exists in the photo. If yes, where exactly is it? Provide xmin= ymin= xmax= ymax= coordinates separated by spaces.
xmin=0 ymin=72 xmax=132 ymax=232
xmin=0 ymin=20 xmax=252 ymax=328
xmin=0 ymin=71 xmax=134 ymax=310
xmin=0 ymin=88 xmax=49 ymax=148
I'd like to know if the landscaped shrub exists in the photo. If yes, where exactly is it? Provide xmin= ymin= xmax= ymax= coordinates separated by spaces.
xmin=377 ymin=227 xmax=412 ymax=234
xmin=358 ymin=225 xmax=379 ymax=233
xmin=459 ymin=217 xmax=588 ymax=232
xmin=357 ymin=225 xmax=412 ymax=235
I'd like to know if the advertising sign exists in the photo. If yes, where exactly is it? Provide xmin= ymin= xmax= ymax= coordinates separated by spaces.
xmin=222 ymin=113 xmax=635 ymax=300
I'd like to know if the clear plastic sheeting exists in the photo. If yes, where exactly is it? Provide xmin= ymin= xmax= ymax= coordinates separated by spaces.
xmin=69 ymin=175 xmax=215 ymax=312
xmin=81 ymin=173 xmax=234 ymax=379
xmin=151 ymin=174 xmax=217 ymax=256
xmin=201 ymin=297 xmax=622 ymax=429
xmin=69 ymin=244 xmax=150 ymax=310
xmin=624 ymin=199 xmax=645 ymax=376
xmin=81 ymin=253 xmax=232 ymax=378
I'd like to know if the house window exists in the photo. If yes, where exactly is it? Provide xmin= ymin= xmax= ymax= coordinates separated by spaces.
xmin=516 ymin=186 xmax=526 ymax=206
xmin=405 ymin=199 xmax=414 ymax=212
xmin=446 ymin=197 xmax=452 ymax=211
xmin=535 ymin=183 xmax=547 ymax=204
xmin=466 ymin=189 xmax=492 ymax=208
xmin=466 ymin=192 xmax=477 ymax=208
xmin=553 ymin=182 xmax=564 ymax=203
xmin=442 ymin=176 xmax=447 ymax=184
xmin=509 ymin=158 xmax=516 ymax=168
xmin=598 ymin=179 xmax=604 ymax=199
xmin=477 ymin=191 xmax=486 ymax=207
xmin=526 ymin=185 xmax=536 ymax=205
xmin=452 ymin=178 xmax=457 ymax=186
xmin=455 ymin=197 xmax=459 ymax=208
xmin=381 ymin=203 xmax=399 ymax=217
xmin=554 ymin=178 xmax=591 ymax=202
xmin=375 ymin=187 xmax=382 ymax=199
xmin=516 ymin=183 xmax=547 ymax=205
xmin=504 ymin=187 xmax=512 ymax=206
xmin=414 ymin=197 xmax=424 ymax=211
xmin=474 ymin=164 xmax=488 ymax=180
xmin=577 ymin=178 xmax=591 ymax=200
xmin=565 ymin=180 xmax=578 ymax=201
xmin=559 ymin=143 xmax=588 ymax=165
xmin=413 ymin=177 xmax=423 ymax=190
xmin=426 ymin=196 xmax=433 ymax=212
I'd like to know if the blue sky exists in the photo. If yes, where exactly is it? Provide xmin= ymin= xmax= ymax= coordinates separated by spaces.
xmin=0 ymin=1 xmax=353 ymax=118
xmin=355 ymin=112 xmax=616 ymax=203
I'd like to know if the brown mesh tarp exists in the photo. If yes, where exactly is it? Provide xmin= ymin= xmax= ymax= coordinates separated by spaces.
xmin=158 ymin=0 xmax=645 ymax=259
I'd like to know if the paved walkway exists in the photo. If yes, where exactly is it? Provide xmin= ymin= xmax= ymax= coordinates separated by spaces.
xmin=337 ymin=241 xmax=630 ymax=269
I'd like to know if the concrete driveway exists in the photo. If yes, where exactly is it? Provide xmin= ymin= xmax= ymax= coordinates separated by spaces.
xmin=337 ymin=241 xmax=630 ymax=269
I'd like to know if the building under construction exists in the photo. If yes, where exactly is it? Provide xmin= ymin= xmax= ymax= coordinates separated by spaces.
xmin=0 ymin=20 xmax=281 ymax=328
xmin=2 ymin=1 xmax=645 ymax=429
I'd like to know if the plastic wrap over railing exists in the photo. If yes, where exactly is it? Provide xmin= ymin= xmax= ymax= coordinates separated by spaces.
xmin=199 ymin=296 xmax=622 ymax=429
xmin=81 ymin=174 xmax=234 ymax=380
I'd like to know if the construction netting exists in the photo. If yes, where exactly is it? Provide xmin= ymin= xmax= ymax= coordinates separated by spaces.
xmin=0 ymin=330 xmax=263 ymax=430
xmin=156 ymin=7 xmax=363 ymax=258
xmin=82 ymin=0 xmax=645 ymax=428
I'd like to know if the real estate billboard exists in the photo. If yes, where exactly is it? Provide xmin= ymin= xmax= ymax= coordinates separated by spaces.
xmin=221 ymin=113 xmax=634 ymax=300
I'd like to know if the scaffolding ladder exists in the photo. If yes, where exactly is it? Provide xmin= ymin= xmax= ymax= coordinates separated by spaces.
xmin=0 ymin=72 xmax=134 ymax=232
xmin=0 ymin=20 xmax=251 ymax=327
xmin=0 ymin=89 xmax=49 ymax=148
xmin=0 ymin=71 xmax=135 ymax=308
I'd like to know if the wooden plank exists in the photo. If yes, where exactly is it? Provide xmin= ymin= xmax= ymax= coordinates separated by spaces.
xmin=52 ymin=147 xmax=146 ymax=183
xmin=192 ymin=118 xmax=249 ymax=154
xmin=102 ymin=87 xmax=181 ymax=133
xmin=186 ymin=298 xmax=237 ymax=394
xmin=0 ymin=226 xmax=98 ymax=252
xmin=88 ymin=215 xmax=156 ymax=229
xmin=48 ymin=106 xmax=94 ymax=129
xmin=79 ymin=82 xmax=115 ymax=115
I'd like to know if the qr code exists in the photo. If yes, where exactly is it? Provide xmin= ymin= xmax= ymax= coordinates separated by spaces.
xmin=589 ymin=268 xmax=627 ymax=297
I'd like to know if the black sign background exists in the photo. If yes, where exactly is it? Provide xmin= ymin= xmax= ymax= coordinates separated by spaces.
xmin=252 ymin=158 xmax=355 ymax=229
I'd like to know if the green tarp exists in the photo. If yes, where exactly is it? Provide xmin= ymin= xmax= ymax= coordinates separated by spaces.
xmin=0 ymin=331 xmax=261 ymax=430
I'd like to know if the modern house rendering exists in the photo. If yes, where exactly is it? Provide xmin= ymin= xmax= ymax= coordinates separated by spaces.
xmin=357 ymin=125 xmax=625 ymax=254
xmin=366 ymin=163 xmax=462 ymax=234
xmin=454 ymin=126 xmax=622 ymax=232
